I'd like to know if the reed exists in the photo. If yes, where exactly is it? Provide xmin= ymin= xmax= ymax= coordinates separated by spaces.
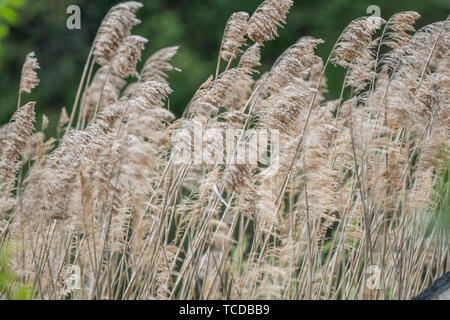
xmin=0 ymin=1 xmax=448 ymax=300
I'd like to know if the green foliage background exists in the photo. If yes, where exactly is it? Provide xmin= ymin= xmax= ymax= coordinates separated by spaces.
xmin=0 ymin=0 xmax=449 ymax=135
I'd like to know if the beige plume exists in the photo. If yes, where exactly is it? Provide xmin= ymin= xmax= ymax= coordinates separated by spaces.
xmin=0 ymin=102 xmax=36 ymax=184
xmin=140 ymin=46 xmax=181 ymax=84
xmin=19 ymin=52 xmax=40 ymax=94
xmin=111 ymin=35 xmax=148 ymax=78
xmin=331 ymin=16 xmax=385 ymax=68
xmin=220 ymin=12 xmax=250 ymax=61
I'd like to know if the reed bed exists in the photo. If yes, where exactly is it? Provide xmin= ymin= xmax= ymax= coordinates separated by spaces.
xmin=0 ymin=1 xmax=449 ymax=300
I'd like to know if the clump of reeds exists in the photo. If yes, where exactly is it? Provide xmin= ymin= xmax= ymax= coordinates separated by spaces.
xmin=0 ymin=1 xmax=448 ymax=301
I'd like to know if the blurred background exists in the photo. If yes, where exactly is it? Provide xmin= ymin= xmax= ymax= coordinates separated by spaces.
xmin=0 ymin=0 xmax=449 ymax=135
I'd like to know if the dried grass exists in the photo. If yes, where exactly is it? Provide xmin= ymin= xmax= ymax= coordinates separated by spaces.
xmin=0 ymin=1 xmax=448 ymax=300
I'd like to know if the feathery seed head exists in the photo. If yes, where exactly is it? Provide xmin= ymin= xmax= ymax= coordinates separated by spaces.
xmin=112 ymin=1 xmax=143 ymax=13
xmin=384 ymin=11 xmax=421 ymax=49
xmin=111 ymin=35 xmax=148 ymax=78
xmin=128 ymin=81 xmax=173 ymax=112
xmin=247 ymin=0 xmax=294 ymax=45
xmin=263 ymin=80 xmax=316 ymax=134
xmin=224 ymin=164 xmax=252 ymax=192
xmin=0 ymin=102 xmax=36 ymax=183
xmin=239 ymin=44 xmax=261 ymax=73
xmin=140 ymin=46 xmax=181 ymax=83
xmin=264 ymin=37 xmax=323 ymax=96
xmin=80 ymin=67 xmax=126 ymax=121
xmin=93 ymin=2 xmax=143 ymax=66
xmin=331 ymin=16 xmax=385 ymax=68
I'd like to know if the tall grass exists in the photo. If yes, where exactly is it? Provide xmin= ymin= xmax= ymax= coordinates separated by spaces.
xmin=0 ymin=1 xmax=448 ymax=300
